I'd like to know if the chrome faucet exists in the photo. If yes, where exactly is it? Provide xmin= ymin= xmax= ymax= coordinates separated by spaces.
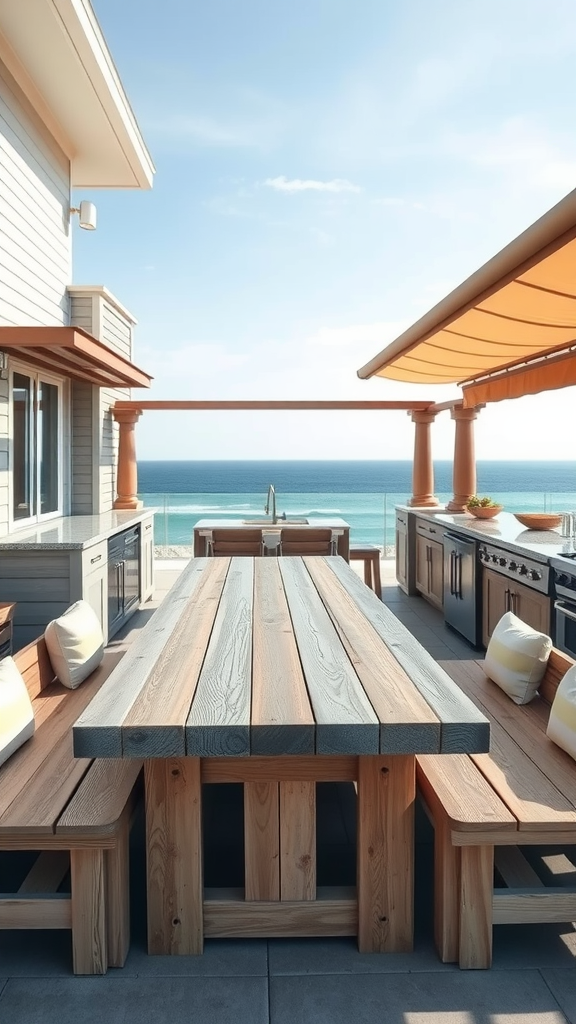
xmin=264 ymin=484 xmax=286 ymax=525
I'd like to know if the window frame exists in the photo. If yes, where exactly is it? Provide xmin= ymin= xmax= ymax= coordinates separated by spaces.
xmin=9 ymin=361 xmax=66 ymax=530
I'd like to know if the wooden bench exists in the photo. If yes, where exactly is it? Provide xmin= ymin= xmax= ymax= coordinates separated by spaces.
xmin=349 ymin=544 xmax=382 ymax=598
xmin=0 ymin=636 xmax=142 ymax=975
xmin=416 ymin=646 xmax=576 ymax=969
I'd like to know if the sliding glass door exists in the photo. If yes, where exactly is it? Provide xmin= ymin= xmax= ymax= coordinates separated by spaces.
xmin=12 ymin=369 xmax=62 ymax=525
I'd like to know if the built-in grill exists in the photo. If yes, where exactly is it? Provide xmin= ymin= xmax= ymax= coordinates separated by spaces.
xmin=550 ymin=552 xmax=576 ymax=656
xmin=478 ymin=543 xmax=550 ymax=594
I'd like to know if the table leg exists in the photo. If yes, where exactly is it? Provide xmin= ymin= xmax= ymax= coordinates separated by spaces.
xmin=244 ymin=781 xmax=280 ymax=900
xmin=357 ymin=754 xmax=415 ymax=952
xmin=280 ymin=780 xmax=316 ymax=901
xmin=145 ymin=757 xmax=203 ymax=954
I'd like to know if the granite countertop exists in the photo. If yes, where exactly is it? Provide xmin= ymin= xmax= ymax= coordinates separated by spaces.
xmin=401 ymin=506 xmax=575 ymax=563
xmin=0 ymin=509 xmax=156 ymax=551
xmin=193 ymin=517 xmax=350 ymax=531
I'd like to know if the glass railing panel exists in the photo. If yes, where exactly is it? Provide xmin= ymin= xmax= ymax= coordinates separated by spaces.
xmin=141 ymin=491 xmax=576 ymax=559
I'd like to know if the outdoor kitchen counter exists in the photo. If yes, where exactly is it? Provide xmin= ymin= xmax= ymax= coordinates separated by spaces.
xmin=397 ymin=506 xmax=574 ymax=563
xmin=0 ymin=510 xmax=155 ymax=550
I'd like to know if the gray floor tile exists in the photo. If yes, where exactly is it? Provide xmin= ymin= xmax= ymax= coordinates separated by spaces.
xmin=0 ymin=976 xmax=268 ymax=1024
xmin=492 ymin=923 xmax=576 ymax=970
xmin=269 ymin=970 xmax=567 ymax=1024
xmin=541 ymin=968 xmax=576 ymax=1023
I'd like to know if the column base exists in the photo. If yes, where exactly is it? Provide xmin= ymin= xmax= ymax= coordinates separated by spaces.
xmin=446 ymin=499 xmax=469 ymax=512
xmin=113 ymin=498 xmax=143 ymax=510
xmin=408 ymin=496 xmax=440 ymax=508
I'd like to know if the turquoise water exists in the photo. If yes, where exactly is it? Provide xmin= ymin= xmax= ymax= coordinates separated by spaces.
xmin=137 ymin=461 xmax=576 ymax=550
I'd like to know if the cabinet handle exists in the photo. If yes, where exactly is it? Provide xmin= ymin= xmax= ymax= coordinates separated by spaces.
xmin=505 ymin=588 xmax=510 ymax=612
xmin=144 ymin=523 xmax=152 ymax=532
xmin=449 ymin=550 xmax=455 ymax=596
xmin=429 ymin=527 xmax=436 ymax=534
xmin=90 ymin=553 xmax=102 ymax=564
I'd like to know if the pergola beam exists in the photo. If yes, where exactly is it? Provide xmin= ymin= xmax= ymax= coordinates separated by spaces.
xmin=113 ymin=400 xmax=435 ymax=411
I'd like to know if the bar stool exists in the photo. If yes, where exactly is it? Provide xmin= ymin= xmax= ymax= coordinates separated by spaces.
xmin=349 ymin=544 xmax=382 ymax=599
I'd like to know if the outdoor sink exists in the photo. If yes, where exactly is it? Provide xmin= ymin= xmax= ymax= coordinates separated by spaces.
xmin=241 ymin=518 xmax=309 ymax=526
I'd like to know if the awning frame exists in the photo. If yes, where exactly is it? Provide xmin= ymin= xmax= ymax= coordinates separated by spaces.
xmin=0 ymin=326 xmax=152 ymax=389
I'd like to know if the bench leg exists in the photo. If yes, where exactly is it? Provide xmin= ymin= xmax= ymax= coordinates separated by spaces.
xmin=364 ymin=560 xmax=372 ymax=587
xmin=372 ymin=556 xmax=382 ymax=599
xmin=433 ymin=816 xmax=460 ymax=963
xmin=105 ymin=804 xmax=131 ymax=967
xmin=459 ymin=845 xmax=493 ymax=969
xmin=70 ymin=848 xmax=107 ymax=975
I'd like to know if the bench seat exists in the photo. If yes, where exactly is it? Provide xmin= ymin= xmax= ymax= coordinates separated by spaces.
xmin=0 ymin=638 xmax=142 ymax=975
xmin=416 ymin=647 xmax=576 ymax=969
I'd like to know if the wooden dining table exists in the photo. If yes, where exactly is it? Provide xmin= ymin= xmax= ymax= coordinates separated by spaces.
xmin=73 ymin=555 xmax=489 ymax=957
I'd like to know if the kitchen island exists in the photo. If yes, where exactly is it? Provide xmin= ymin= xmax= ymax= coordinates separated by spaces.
xmin=397 ymin=506 xmax=576 ymax=651
xmin=193 ymin=517 xmax=350 ymax=560
xmin=0 ymin=509 xmax=156 ymax=649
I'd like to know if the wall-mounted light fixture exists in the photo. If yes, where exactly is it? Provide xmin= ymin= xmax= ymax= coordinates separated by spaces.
xmin=70 ymin=200 xmax=97 ymax=231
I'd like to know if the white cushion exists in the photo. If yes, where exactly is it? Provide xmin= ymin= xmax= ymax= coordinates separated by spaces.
xmin=45 ymin=600 xmax=104 ymax=690
xmin=0 ymin=656 xmax=35 ymax=768
xmin=483 ymin=610 xmax=552 ymax=705
xmin=547 ymin=664 xmax=576 ymax=760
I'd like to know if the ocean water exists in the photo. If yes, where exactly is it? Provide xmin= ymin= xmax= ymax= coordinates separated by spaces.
xmin=138 ymin=460 xmax=576 ymax=550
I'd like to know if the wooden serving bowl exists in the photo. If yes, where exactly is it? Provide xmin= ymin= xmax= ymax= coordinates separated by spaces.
xmin=466 ymin=505 xmax=503 ymax=519
xmin=513 ymin=513 xmax=562 ymax=531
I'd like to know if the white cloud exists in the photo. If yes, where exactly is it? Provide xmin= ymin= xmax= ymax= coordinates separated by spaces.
xmin=264 ymin=176 xmax=361 ymax=194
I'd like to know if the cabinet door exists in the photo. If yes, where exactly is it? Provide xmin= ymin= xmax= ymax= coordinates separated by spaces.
xmin=415 ymin=534 xmax=429 ymax=595
xmin=84 ymin=563 xmax=108 ymax=640
xmin=428 ymin=539 xmax=444 ymax=610
xmin=513 ymin=585 xmax=551 ymax=636
xmin=482 ymin=568 xmax=510 ymax=647
xmin=140 ymin=519 xmax=155 ymax=603
xmin=395 ymin=523 xmax=407 ymax=592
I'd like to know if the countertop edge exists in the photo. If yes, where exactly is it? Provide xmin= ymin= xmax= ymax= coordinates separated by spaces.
xmin=0 ymin=509 xmax=157 ymax=551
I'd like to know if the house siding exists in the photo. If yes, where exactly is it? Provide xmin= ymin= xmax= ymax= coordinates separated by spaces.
xmin=69 ymin=290 xmax=134 ymax=513
xmin=0 ymin=60 xmax=71 ymax=535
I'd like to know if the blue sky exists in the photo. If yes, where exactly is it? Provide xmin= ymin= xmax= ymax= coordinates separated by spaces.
xmin=73 ymin=0 xmax=576 ymax=461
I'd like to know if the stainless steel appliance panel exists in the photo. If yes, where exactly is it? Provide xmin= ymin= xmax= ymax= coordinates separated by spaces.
xmin=443 ymin=532 xmax=480 ymax=647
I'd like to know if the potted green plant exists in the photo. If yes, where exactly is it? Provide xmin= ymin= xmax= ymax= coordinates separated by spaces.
xmin=465 ymin=495 xmax=503 ymax=519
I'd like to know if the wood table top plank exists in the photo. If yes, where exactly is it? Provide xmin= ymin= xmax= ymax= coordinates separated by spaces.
xmin=278 ymin=558 xmax=379 ymax=755
xmin=251 ymin=560 xmax=315 ymax=755
xmin=304 ymin=557 xmax=442 ymax=754
xmin=325 ymin=557 xmax=490 ymax=754
xmin=185 ymin=558 xmax=254 ymax=756
xmin=121 ymin=558 xmax=231 ymax=757
xmin=73 ymin=558 xmax=212 ymax=757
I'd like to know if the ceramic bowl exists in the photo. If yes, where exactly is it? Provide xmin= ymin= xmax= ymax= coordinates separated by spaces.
xmin=466 ymin=505 xmax=503 ymax=520
xmin=513 ymin=513 xmax=562 ymax=531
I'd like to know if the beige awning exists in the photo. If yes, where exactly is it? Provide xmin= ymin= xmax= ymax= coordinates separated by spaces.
xmin=357 ymin=187 xmax=576 ymax=398
xmin=0 ymin=327 xmax=152 ymax=388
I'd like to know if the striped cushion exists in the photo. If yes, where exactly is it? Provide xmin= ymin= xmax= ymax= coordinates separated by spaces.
xmin=547 ymin=665 xmax=576 ymax=759
xmin=483 ymin=611 xmax=552 ymax=705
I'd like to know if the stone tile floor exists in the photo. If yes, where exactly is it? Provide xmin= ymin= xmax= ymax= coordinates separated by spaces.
xmin=2 ymin=558 xmax=576 ymax=1023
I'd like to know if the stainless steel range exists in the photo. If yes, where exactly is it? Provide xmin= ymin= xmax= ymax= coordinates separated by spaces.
xmin=478 ymin=543 xmax=550 ymax=595
xmin=550 ymin=552 xmax=576 ymax=657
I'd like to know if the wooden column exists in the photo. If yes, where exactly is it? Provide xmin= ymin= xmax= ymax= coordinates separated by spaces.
xmin=446 ymin=405 xmax=480 ymax=512
xmin=408 ymin=411 xmax=438 ymax=507
xmin=113 ymin=408 xmax=142 ymax=510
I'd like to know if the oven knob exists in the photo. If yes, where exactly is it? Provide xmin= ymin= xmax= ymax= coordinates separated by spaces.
xmin=529 ymin=569 xmax=542 ymax=581
xmin=509 ymin=561 xmax=518 ymax=571
xmin=519 ymin=565 xmax=528 ymax=576
xmin=498 ymin=557 xmax=507 ymax=566
xmin=491 ymin=554 xmax=498 ymax=563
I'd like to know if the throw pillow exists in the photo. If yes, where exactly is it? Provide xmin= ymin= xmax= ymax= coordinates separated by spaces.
xmin=0 ymin=656 xmax=35 ymax=768
xmin=483 ymin=610 xmax=552 ymax=705
xmin=45 ymin=600 xmax=104 ymax=690
xmin=547 ymin=664 xmax=576 ymax=761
